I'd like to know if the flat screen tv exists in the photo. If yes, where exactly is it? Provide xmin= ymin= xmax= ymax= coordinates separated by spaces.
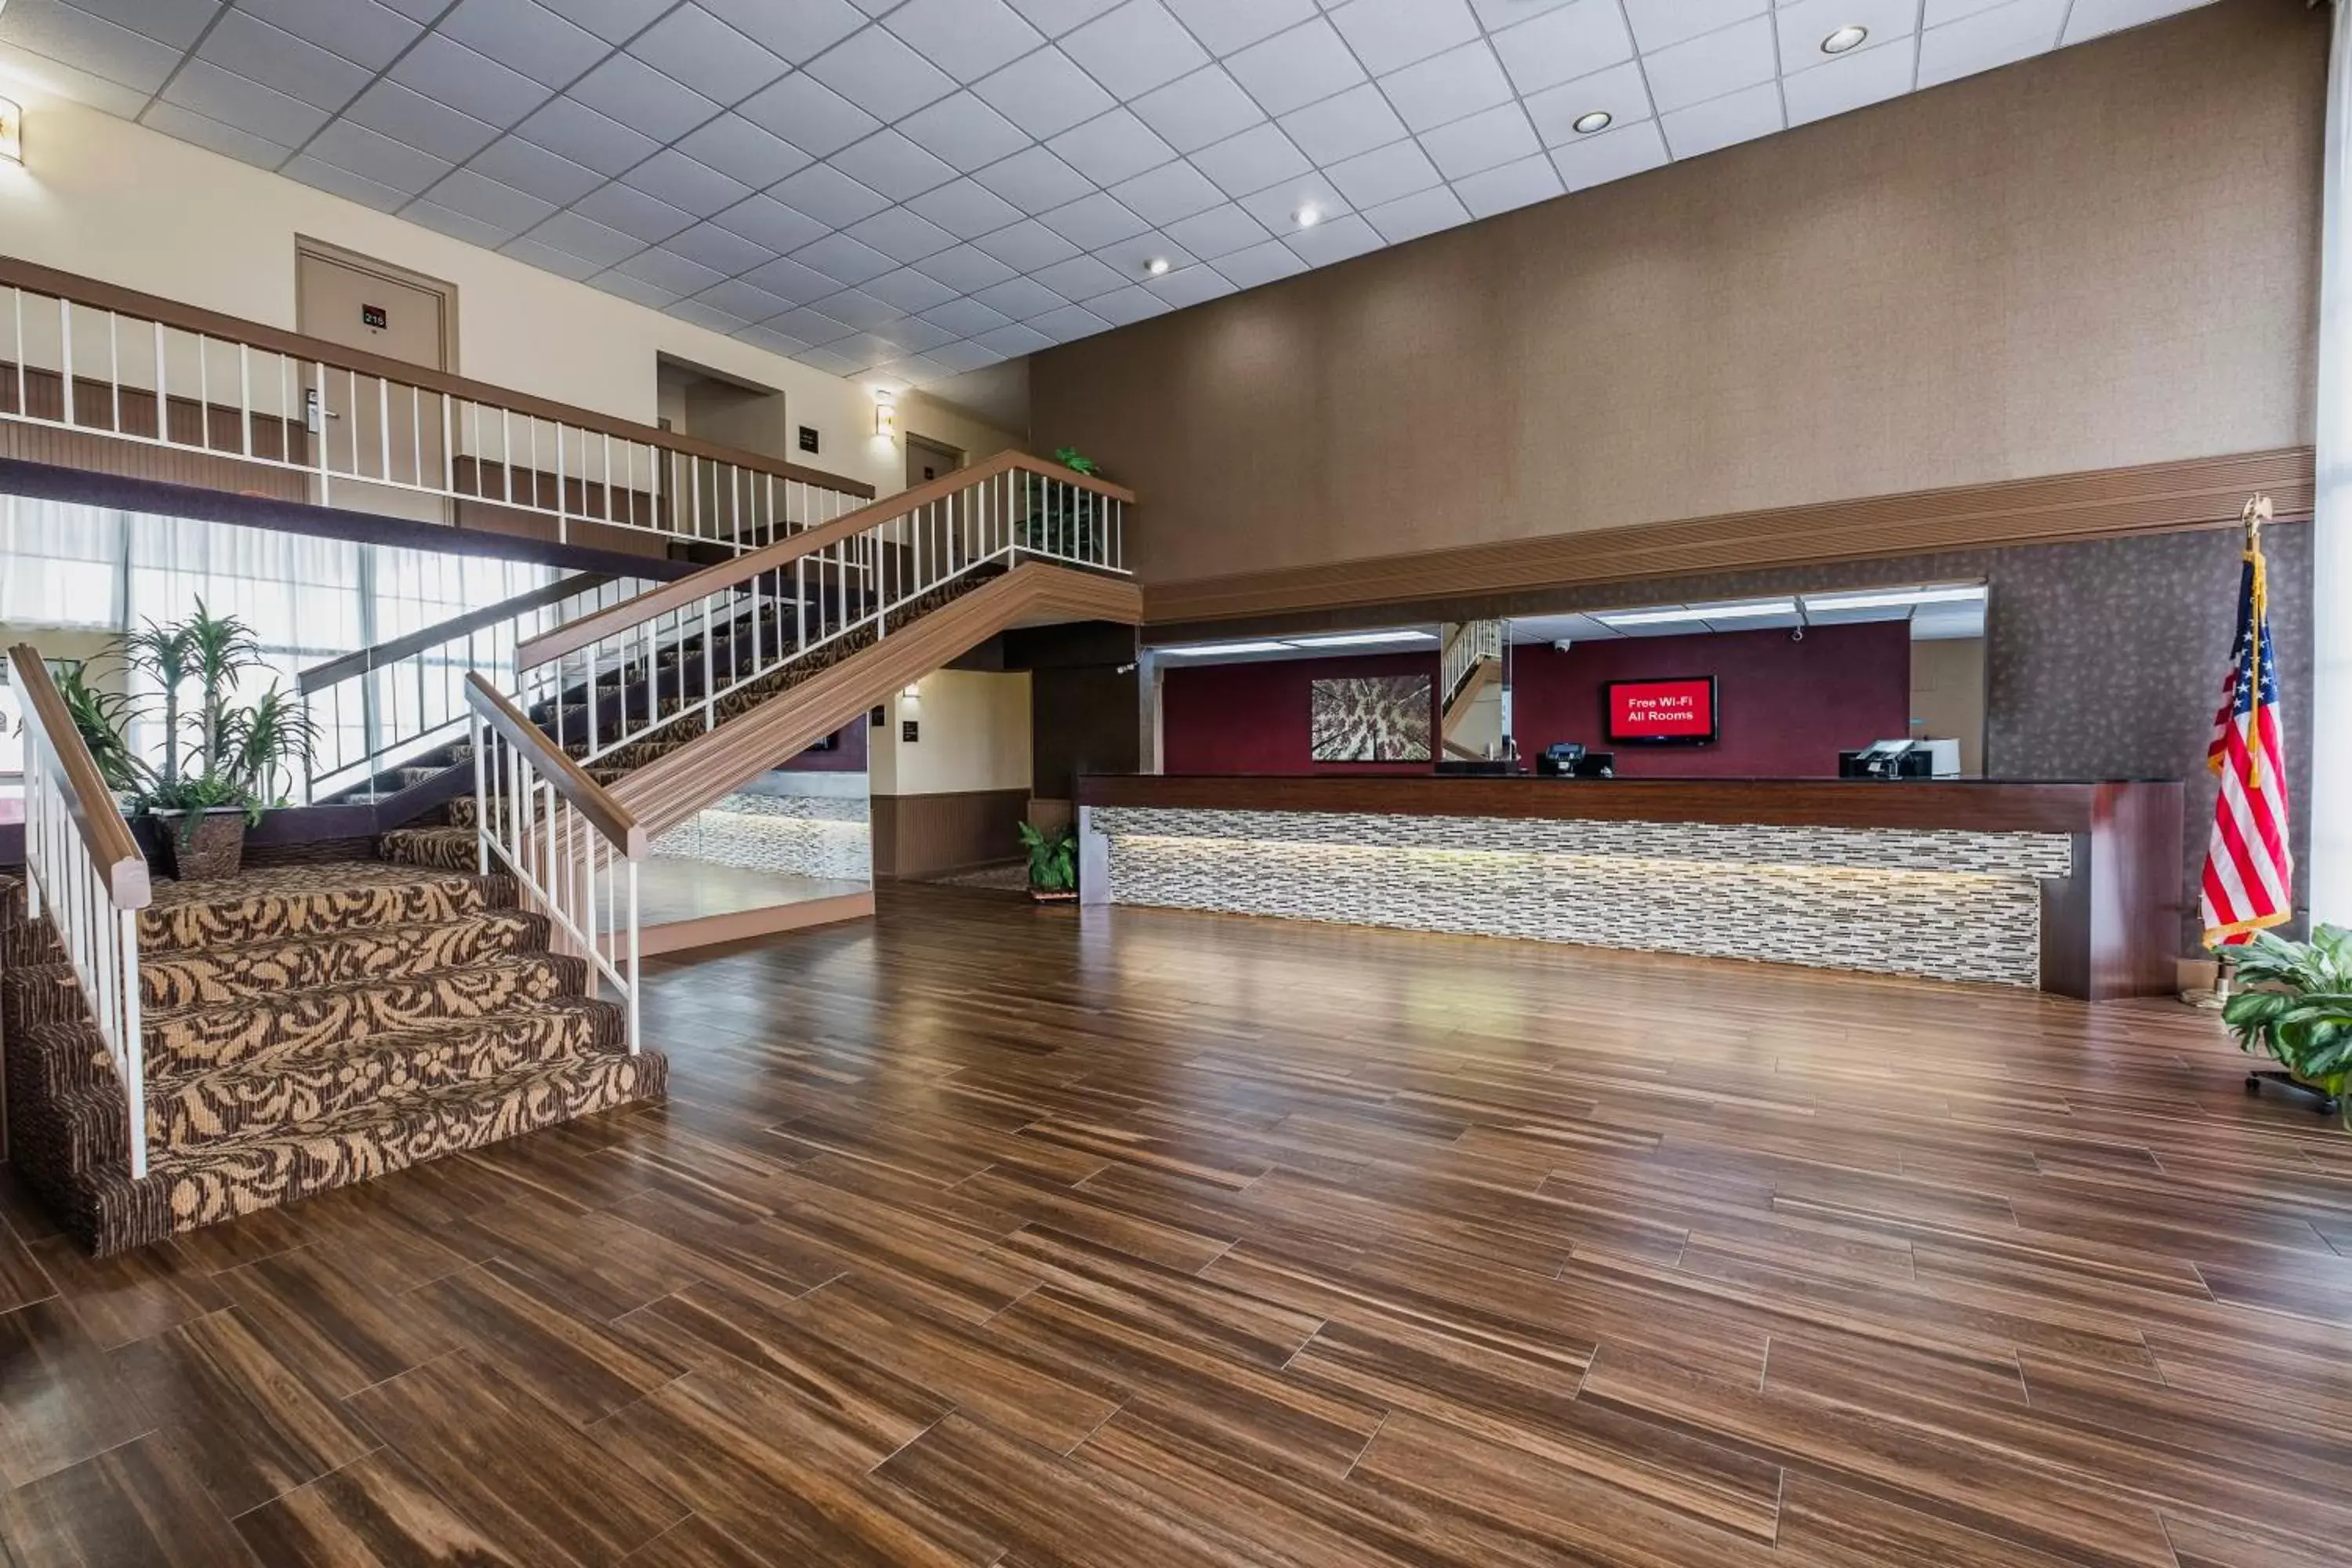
xmin=1603 ymin=676 xmax=1718 ymax=745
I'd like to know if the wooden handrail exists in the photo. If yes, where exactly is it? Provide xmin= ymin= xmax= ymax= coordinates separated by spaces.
xmin=517 ymin=448 xmax=1136 ymax=670
xmin=0 ymin=254 xmax=874 ymax=501
xmin=7 ymin=645 xmax=151 ymax=909
xmin=299 ymin=572 xmax=618 ymax=695
xmin=463 ymin=673 xmax=645 ymax=859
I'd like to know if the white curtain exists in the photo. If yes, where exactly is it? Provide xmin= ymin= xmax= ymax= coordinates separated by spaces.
xmin=2315 ymin=1 xmax=2350 ymax=927
xmin=0 ymin=494 xmax=125 ymax=629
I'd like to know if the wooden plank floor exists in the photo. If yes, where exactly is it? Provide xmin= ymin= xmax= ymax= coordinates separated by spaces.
xmin=2 ymin=882 xmax=2350 ymax=1566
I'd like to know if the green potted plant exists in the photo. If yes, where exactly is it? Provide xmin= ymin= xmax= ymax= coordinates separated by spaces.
xmin=2221 ymin=924 xmax=2352 ymax=1123
xmin=1018 ymin=820 xmax=1078 ymax=904
xmin=1019 ymin=447 xmax=1109 ymax=560
xmin=68 ymin=602 xmax=318 ymax=882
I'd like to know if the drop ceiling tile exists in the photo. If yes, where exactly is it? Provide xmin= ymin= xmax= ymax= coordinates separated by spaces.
xmin=1917 ymin=0 xmax=2064 ymax=89
xmin=898 ymin=92 xmax=1033 ymax=172
xmin=1363 ymin=183 xmax=1469 ymax=242
xmin=1085 ymin=285 xmax=1171 ymax=324
xmin=1162 ymin=201 xmax=1269 ymax=259
xmin=674 ymin=114 xmax=811 ymax=188
xmin=437 ymin=0 xmax=607 ymax=88
xmin=512 ymin=95 xmax=660 ymax=175
xmin=973 ymin=321 xmax=1057 ymax=356
xmin=1378 ymin=39 xmax=1515 ymax=132
xmin=765 ymin=305 xmax=857 ymax=343
xmin=160 ymin=58 xmax=329 ymax=147
xmin=1234 ymin=171 xmax=1349 ymax=232
xmin=746 ymin=257 xmax=853 ymax=304
xmin=1109 ymin=158 xmax=1226 ymax=225
xmin=868 ymin=267 xmax=964 ymax=311
xmin=1165 ymin=0 xmax=1319 ymax=57
xmin=974 ymin=274 xmax=1069 ymax=319
xmin=737 ymin=71 xmax=879 ymax=158
xmin=572 ymin=182 xmax=699 ymax=244
xmin=1451 ymin=149 xmax=1564 ymax=216
xmin=908 ymin=178 xmax=1027 ymax=238
xmin=0 ymin=38 xmax=151 ymax=114
xmin=303 ymin=117 xmax=453 ymax=192
xmin=1028 ymin=303 xmax=1115 ymax=340
xmin=141 ymin=100 xmax=292 ymax=169
xmin=1129 ymin=64 xmax=1263 ymax=152
xmin=884 ymin=0 xmax=1047 ymax=82
xmin=589 ymin=270 xmax=682 ymax=308
xmin=1926 ymin=0 xmax=2018 ymax=23
xmin=768 ymin=162 xmax=892 ymax=227
xmin=1143 ymin=262 xmax=1235 ymax=308
xmin=973 ymin=46 xmax=1116 ymax=138
xmin=1190 ymin=122 xmax=1311 ymax=199
xmin=499 ymin=236 xmax=605 ymax=279
xmin=921 ymin=297 xmax=1014 ymax=335
xmin=1279 ymin=82 xmax=1406 ymax=165
xmin=1621 ymin=0 xmax=1766 ymax=53
xmin=1324 ymin=138 xmax=1440 ymax=209
xmin=971 ymin=143 xmax=1094 ymax=209
xmin=1007 ymin=0 xmax=1128 ymax=37
xmin=845 ymin=207 xmax=961 ymax=263
xmin=1420 ymin=101 xmax=1538 ymax=177
xmin=922 ymin=339 xmax=1007 ymax=373
xmin=284 ymin=152 xmax=412 ymax=209
xmin=1776 ymin=0 xmax=1919 ymax=70
xmin=1033 ymin=253 xmax=1128 ymax=301
xmin=470 ymin=135 xmax=606 ymax=205
xmin=1224 ymin=17 xmax=1364 ymax=117
xmin=2065 ymin=0 xmax=2209 ymax=44
xmin=1659 ymin=77 xmax=1781 ymax=157
xmin=1049 ymin=107 xmax=1178 ymax=185
xmin=1784 ymin=35 xmax=1918 ymax=125
xmin=615 ymin=246 xmax=728 ymax=296
xmin=806 ymin=24 xmax=959 ymax=123
xmin=663 ymin=220 xmax=774 ymax=274
xmin=1212 ymin=238 xmax=1307 ymax=289
xmin=793 ymin=343 xmax=869 ymax=376
xmin=873 ymin=316 xmax=955 ymax=352
xmin=916 ymin=244 xmax=1018 ymax=292
xmin=1548 ymin=114 xmax=1666 ymax=188
xmin=528 ymin=209 xmax=648 ymax=266
xmin=1523 ymin=59 xmax=1653 ymax=144
xmin=670 ymin=298 xmax=755 ymax=333
xmin=793 ymin=230 xmax=902 ymax=285
xmin=698 ymin=0 xmax=869 ymax=63
xmin=426 ymin=166 xmax=559 ymax=230
xmin=1328 ymin=0 xmax=1479 ymax=75
xmin=1038 ymin=191 xmax=1151 ymax=249
xmin=388 ymin=33 xmax=550 ymax=129
xmin=697 ymin=278 xmax=800 ymax=321
xmin=0 ymin=0 xmax=182 ymax=92
xmin=554 ymin=0 xmax=673 ymax=44
xmin=1648 ymin=16 xmax=1779 ymax=113
xmin=1093 ymin=228 xmax=1196 ymax=275
xmin=710 ymin=193 xmax=834 ymax=252
xmin=568 ymin=53 xmax=721 ymax=142
xmin=198 ymin=11 xmax=369 ymax=111
xmin=1488 ymin=0 xmax=1635 ymax=96
xmin=70 ymin=0 xmax=216 ymax=50
xmin=737 ymin=323 xmax=815 ymax=355
xmin=1284 ymin=210 xmax=1382 ymax=265
xmin=629 ymin=6 xmax=789 ymax=107
xmin=826 ymin=129 xmax=956 ymax=201
xmin=1062 ymin=0 xmax=1210 ymax=100
xmin=974 ymin=218 xmax=1083 ymax=270
xmin=407 ymin=198 xmax=522 ymax=245
xmin=234 ymin=0 xmax=419 ymax=72
xmin=620 ymin=148 xmax=753 ymax=217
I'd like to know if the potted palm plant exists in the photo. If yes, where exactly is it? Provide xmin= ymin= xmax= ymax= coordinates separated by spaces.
xmin=1018 ymin=821 xmax=1078 ymax=904
xmin=1019 ymin=447 xmax=1109 ymax=560
xmin=2222 ymin=924 xmax=2352 ymax=1123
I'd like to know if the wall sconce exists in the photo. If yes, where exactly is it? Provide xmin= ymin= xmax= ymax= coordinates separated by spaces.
xmin=873 ymin=389 xmax=897 ymax=440
xmin=0 ymin=98 xmax=22 ymax=167
xmin=901 ymin=682 xmax=920 ymax=699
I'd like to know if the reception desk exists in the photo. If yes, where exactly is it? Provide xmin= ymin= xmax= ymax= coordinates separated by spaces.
xmin=1074 ymin=776 xmax=2183 ymax=997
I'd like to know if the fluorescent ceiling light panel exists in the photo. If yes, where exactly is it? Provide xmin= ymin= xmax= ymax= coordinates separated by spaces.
xmin=1802 ymin=585 xmax=1988 ymax=612
xmin=1598 ymin=600 xmax=1797 ymax=626
xmin=1160 ymin=640 xmax=1294 ymax=655
xmin=1284 ymin=630 xmax=1437 ymax=648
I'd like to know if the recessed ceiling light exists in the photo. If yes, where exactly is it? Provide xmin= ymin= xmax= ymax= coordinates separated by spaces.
xmin=1160 ymin=641 xmax=1293 ymax=657
xmin=1820 ymin=24 xmax=1867 ymax=54
xmin=1571 ymin=110 xmax=1612 ymax=135
xmin=1598 ymin=600 xmax=1798 ymax=627
xmin=1146 ymin=257 xmax=1170 ymax=275
xmin=1802 ymin=585 xmax=1987 ymax=613
xmin=1294 ymin=204 xmax=1322 ymax=228
xmin=1284 ymin=631 xmax=1439 ymax=648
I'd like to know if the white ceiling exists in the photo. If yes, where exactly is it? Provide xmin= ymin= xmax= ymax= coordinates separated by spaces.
xmin=1508 ymin=586 xmax=1987 ymax=643
xmin=0 ymin=0 xmax=2215 ymax=394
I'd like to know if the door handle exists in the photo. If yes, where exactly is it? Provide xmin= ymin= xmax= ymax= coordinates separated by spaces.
xmin=303 ymin=387 xmax=340 ymax=434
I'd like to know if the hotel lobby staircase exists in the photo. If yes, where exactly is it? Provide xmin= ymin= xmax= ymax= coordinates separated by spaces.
xmin=1440 ymin=619 xmax=1506 ymax=760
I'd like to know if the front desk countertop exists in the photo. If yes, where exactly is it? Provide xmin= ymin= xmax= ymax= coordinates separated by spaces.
xmin=1073 ymin=775 xmax=2183 ymax=999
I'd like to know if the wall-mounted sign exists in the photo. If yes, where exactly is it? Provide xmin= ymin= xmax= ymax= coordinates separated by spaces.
xmin=797 ymin=425 xmax=821 ymax=454
xmin=361 ymin=303 xmax=388 ymax=330
xmin=869 ymin=704 xmax=885 ymax=728
xmin=901 ymin=719 xmax=920 ymax=743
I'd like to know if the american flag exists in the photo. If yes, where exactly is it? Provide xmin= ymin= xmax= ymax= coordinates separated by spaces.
xmin=2201 ymin=496 xmax=2293 ymax=947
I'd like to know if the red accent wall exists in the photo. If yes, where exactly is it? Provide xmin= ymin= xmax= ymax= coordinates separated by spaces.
xmin=1512 ymin=621 xmax=1911 ymax=778
xmin=1162 ymin=651 xmax=1439 ymax=775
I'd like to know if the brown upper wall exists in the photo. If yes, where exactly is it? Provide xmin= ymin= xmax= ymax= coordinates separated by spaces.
xmin=1030 ymin=0 xmax=2325 ymax=593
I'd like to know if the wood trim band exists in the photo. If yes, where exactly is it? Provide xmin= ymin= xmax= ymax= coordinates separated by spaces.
xmin=639 ymin=890 xmax=873 ymax=957
xmin=520 ymin=449 xmax=1138 ymax=670
xmin=0 ymin=254 xmax=874 ymax=499
xmin=6 ymin=644 xmax=151 ymax=909
xmin=1140 ymin=448 xmax=2314 ymax=624
xmin=299 ymin=572 xmax=615 ymax=695
xmin=463 ymin=673 xmax=646 ymax=859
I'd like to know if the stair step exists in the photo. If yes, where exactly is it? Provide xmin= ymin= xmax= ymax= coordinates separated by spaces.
xmin=143 ymin=953 xmax=587 ymax=1076
xmin=379 ymin=826 xmax=482 ymax=873
xmin=141 ymin=862 xmax=512 ymax=955
xmin=139 ymin=911 xmax=552 ymax=1013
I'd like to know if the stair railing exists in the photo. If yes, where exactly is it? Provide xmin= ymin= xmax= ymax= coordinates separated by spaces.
xmin=463 ymin=674 xmax=644 ymax=1052
xmin=297 ymin=570 xmax=661 ymax=804
xmin=0 ymin=256 xmax=873 ymax=551
xmin=1441 ymin=619 xmax=1504 ymax=708
xmin=7 ymin=645 xmax=152 ymax=1178
xmin=513 ymin=450 xmax=1134 ymax=768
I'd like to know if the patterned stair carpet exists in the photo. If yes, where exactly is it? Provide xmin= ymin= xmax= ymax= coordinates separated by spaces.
xmin=0 ymin=859 xmax=666 ymax=1257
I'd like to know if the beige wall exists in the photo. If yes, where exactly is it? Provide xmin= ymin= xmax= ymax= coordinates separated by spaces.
xmin=0 ymin=93 xmax=1021 ymax=499
xmin=870 ymin=670 xmax=1033 ymax=797
xmin=1908 ymin=637 xmax=1987 ymax=778
xmin=1030 ymin=0 xmax=2324 ymax=590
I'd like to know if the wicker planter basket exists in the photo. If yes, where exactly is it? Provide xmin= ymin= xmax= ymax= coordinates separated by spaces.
xmin=154 ymin=809 xmax=247 ymax=882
